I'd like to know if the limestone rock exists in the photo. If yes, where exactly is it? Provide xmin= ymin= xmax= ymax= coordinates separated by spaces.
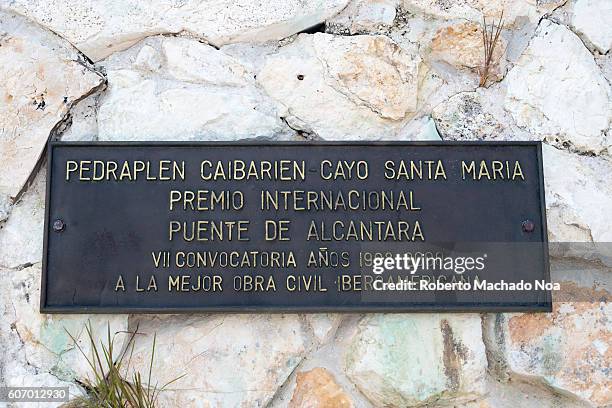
xmin=0 ymin=365 xmax=83 ymax=407
xmin=0 ymin=271 xmax=26 ymax=386
xmin=305 ymin=314 xmax=343 ymax=344
xmin=0 ymin=266 xmax=128 ymax=383
xmin=308 ymin=34 xmax=418 ymax=120
xmin=397 ymin=115 xmax=442 ymax=140
xmin=543 ymin=145 xmax=612 ymax=244
xmin=289 ymin=367 xmax=353 ymax=408
xmin=124 ymin=314 xmax=309 ymax=407
xmin=0 ymin=10 xmax=103 ymax=207
xmin=97 ymin=36 xmax=291 ymax=141
xmin=498 ymin=280 xmax=611 ymax=406
xmin=3 ymin=0 xmax=350 ymax=61
xmin=327 ymin=0 xmax=398 ymax=35
xmin=572 ymin=0 xmax=612 ymax=54
xmin=504 ymin=20 xmax=611 ymax=154
xmin=402 ymin=0 xmax=491 ymax=21
xmin=60 ymin=93 xmax=102 ymax=142
xmin=0 ymin=173 xmax=45 ymax=269
xmin=345 ymin=314 xmax=487 ymax=407
xmin=401 ymin=0 xmax=563 ymax=25
xmin=596 ymin=53 xmax=612 ymax=87
xmin=258 ymin=33 xmax=421 ymax=140
xmin=221 ymin=42 xmax=280 ymax=74
xmin=432 ymin=92 xmax=505 ymax=140
xmin=0 ymin=196 xmax=10 ymax=223
xmin=429 ymin=22 xmax=506 ymax=82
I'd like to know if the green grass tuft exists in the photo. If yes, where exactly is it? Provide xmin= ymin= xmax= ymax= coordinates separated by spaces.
xmin=62 ymin=321 xmax=184 ymax=408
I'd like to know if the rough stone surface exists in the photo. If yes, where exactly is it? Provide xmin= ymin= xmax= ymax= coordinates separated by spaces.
xmin=0 ymin=265 xmax=128 ymax=384
xmin=397 ymin=115 xmax=442 ymax=140
xmin=3 ymin=0 xmax=350 ymax=61
xmin=345 ymin=314 xmax=487 ymax=407
xmin=0 ymin=198 xmax=10 ymax=223
xmin=60 ymin=93 xmax=102 ymax=142
xmin=572 ymin=0 xmax=612 ymax=54
xmin=504 ymin=20 xmax=612 ymax=154
xmin=0 ymin=173 xmax=45 ymax=269
xmin=476 ymin=376 xmax=594 ymax=408
xmin=258 ymin=33 xmax=420 ymax=140
xmin=0 ymin=0 xmax=611 ymax=405
xmin=124 ymin=315 xmax=309 ymax=407
xmin=0 ymin=10 xmax=103 ymax=207
xmin=401 ymin=0 xmax=564 ymax=25
xmin=433 ymin=92 xmax=505 ymax=140
xmin=289 ymin=367 xmax=353 ymax=408
xmin=499 ymin=281 xmax=610 ymax=406
xmin=97 ymin=36 xmax=292 ymax=141
xmin=306 ymin=314 xmax=343 ymax=344
xmin=430 ymin=85 xmax=538 ymax=142
xmin=543 ymin=144 xmax=612 ymax=244
xmin=596 ymin=53 xmax=612 ymax=87
xmin=327 ymin=0 xmax=398 ymax=35
xmin=429 ymin=22 xmax=506 ymax=82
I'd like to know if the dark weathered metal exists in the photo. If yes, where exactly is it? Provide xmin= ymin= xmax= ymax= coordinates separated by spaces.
xmin=522 ymin=220 xmax=535 ymax=233
xmin=52 ymin=219 xmax=65 ymax=232
xmin=41 ymin=141 xmax=551 ymax=313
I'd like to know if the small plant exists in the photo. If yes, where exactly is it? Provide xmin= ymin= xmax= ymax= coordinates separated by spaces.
xmin=479 ymin=11 xmax=505 ymax=88
xmin=63 ymin=322 xmax=184 ymax=408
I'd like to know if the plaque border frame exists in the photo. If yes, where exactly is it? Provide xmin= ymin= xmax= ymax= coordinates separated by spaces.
xmin=41 ymin=141 xmax=551 ymax=313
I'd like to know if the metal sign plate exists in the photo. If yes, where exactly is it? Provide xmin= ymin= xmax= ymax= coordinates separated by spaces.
xmin=41 ymin=142 xmax=550 ymax=313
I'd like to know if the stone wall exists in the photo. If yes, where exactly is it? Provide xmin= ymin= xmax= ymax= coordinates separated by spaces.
xmin=0 ymin=1 xmax=610 ymax=407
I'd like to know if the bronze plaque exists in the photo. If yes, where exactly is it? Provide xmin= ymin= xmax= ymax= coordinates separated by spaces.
xmin=41 ymin=142 xmax=551 ymax=313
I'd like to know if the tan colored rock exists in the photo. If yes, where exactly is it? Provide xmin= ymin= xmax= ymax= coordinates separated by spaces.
xmin=504 ymin=287 xmax=611 ymax=405
xmin=0 ymin=10 xmax=103 ymax=206
xmin=481 ymin=259 xmax=612 ymax=406
xmin=466 ymin=375 xmax=595 ymax=408
xmin=258 ymin=33 xmax=421 ymax=140
xmin=289 ymin=368 xmax=353 ymax=408
xmin=430 ymin=22 xmax=506 ymax=82
xmin=318 ymin=35 xmax=418 ymax=120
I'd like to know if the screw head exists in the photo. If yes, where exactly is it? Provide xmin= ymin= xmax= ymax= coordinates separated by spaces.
xmin=53 ymin=219 xmax=65 ymax=232
xmin=522 ymin=220 xmax=535 ymax=233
